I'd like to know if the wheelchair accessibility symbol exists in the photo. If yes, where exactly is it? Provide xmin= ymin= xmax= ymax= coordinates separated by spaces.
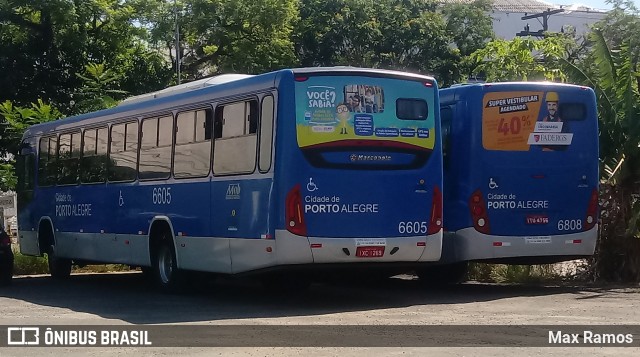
xmin=489 ymin=178 xmax=499 ymax=190
xmin=306 ymin=178 xmax=318 ymax=192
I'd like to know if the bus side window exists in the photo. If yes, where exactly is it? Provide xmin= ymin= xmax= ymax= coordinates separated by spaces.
xmin=17 ymin=140 xmax=36 ymax=192
xmin=108 ymin=121 xmax=138 ymax=182
xmin=259 ymin=95 xmax=274 ymax=172
xmin=139 ymin=115 xmax=173 ymax=180
xmin=81 ymin=127 xmax=108 ymax=183
xmin=175 ymin=108 xmax=212 ymax=178
xmin=38 ymin=135 xmax=57 ymax=187
xmin=57 ymin=131 xmax=81 ymax=185
xmin=214 ymin=99 xmax=258 ymax=175
xmin=440 ymin=106 xmax=453 ymax=168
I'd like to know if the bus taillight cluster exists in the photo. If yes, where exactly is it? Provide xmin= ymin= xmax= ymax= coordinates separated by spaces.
xmin=469 ymin=190 xmax=490 ymax=234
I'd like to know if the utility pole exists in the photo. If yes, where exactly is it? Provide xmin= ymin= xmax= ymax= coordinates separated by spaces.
xmin=174 ymin=0 xmax=181 ymax=84
xmin=516 ymin=8 xmax=565 ymax=37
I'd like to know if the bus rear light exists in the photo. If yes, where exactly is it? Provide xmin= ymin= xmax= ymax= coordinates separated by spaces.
xmin=470 ymin=189 xmax=490 ymax=234
xmin=493 ymin=242 xmax=511 ymax=247
xmin=427 ymin=186 xmax=443 ymax=234
xmin=294 ymin=75 xmax=308 ymax=82
xmin=584 ymin=188 xmax=598 ymax=231
xmin=424 ymin=82 xmax=434 ymax=87
xmin=286 ymin=184 xmax=307 ymax=236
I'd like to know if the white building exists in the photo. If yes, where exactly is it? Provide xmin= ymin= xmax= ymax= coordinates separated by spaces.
xmin=443 ymin=0 xmax=608 ymax=40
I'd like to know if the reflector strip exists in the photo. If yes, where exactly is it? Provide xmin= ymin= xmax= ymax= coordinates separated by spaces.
xmin=417 ymin=242 xmax=426 ymax=247
xmin=310 ymin=243 xmax=322 ymax=248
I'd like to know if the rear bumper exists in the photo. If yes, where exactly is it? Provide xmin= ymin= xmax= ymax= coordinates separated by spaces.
xmin=275 ymin=229 xmax=442 ymax=265
xmin=445 ymin=225 xmax=597 ymax=264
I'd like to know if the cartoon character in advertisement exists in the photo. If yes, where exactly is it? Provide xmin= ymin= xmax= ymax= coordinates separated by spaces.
xmin=336 ymin=103 xmax=351 ymax=134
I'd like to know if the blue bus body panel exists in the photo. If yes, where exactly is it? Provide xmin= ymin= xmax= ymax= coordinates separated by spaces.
xmin=17 ymin=67 xmax=443 ymax=272
xmin=277 ymin=72 xmax=441 ymax=238
xmin=441 ymin=82 xmax=598 ymax=238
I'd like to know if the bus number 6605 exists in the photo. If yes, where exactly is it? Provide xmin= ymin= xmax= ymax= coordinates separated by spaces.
xmin=152 ymin=187 xmax=172 ymax=205
xmin=398 ymin=221 xmax=428 ymax=234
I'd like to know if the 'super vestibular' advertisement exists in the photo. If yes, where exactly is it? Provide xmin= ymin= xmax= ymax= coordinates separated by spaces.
xmin=482 ymin=91 xmax=574 ymax=151
xmin=294 ymin=76 xmax=435 ymax=150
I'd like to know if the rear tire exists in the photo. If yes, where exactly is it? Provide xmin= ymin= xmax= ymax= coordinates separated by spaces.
xmin=416 ymin=262 xmax=468 ymax=285
xmin=47 ymin=245 xmax=72 ymax=279
xmin=152 ymin=234 xmax=184 ymax=292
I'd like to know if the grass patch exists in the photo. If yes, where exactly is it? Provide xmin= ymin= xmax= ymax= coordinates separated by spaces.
xmin=12 ymin=249 xmax=49 ymax=275
xmin=468 ymin=263 xmax=563 ymax=284
xmin=12 ymin=247 xmax=132 ymax=275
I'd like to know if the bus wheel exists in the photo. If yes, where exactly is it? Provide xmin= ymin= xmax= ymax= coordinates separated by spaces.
xmin=416 ymin=262 xmax=468 ymax=285
xmin=47 ymin=245 xmax=72 ymax=279
xmin=153 ymin=237 xmax=184 ymax=292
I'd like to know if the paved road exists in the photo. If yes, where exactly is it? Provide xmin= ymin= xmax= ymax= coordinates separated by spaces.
xmin=0 ymin=272 xmax=638 ymax=356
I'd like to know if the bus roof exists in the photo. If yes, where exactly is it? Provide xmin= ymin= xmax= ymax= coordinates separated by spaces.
xmin=440 ymin=81 xmax=593 ymax=102
xmin=23 ymin=67 xmax=437 ymax=138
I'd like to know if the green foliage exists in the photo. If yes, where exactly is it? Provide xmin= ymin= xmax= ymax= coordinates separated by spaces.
xmin=136 ymin=0 xmax=299 ymax=78
xmin=12 ymin=249 xmax=131 ymax=275
xmin=295 ymin=0 xmax=494 ymax=86
xmin=0 ymin=99 xmax=61 ymax=190
xmin=0 ymin=0 xmax=171 ymax=112
xmin=470 ymin=35 xmax=572 ymax=82
xmin=12 ymin=250 xmax=49 ymax=275
xmin=74 ymin=63 xmax=128 ymax=113
xmin=467 ymin=263 xmax=562 ymax=284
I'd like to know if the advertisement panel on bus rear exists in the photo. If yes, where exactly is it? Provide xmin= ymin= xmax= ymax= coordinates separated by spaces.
xmin=482 ymin=91 xmax=574 ymax=151
xmin=295 ymin=76 xmax=435 ymax=151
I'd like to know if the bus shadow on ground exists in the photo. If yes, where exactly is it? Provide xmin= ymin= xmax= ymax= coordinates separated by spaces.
xmin=0 ymin=272 xmax=626 ymax=324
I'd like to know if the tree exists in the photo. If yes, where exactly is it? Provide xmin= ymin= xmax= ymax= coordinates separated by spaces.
xmin=0 ymin=0 xmax=172 ymax=112
xmin=74 ymin=63 xmax=128 ymax=113
xmin=295 ymin=0 xmax=493 ymax=86
xmin=561 ymin=2 xmax=640 ymax=282
xmin=0 ymin=100 xmax=61 ymax=191
xmin=136 ymin=0 xmax=299 ymax=79
xmin=469 ymin=35 xmax=572 ymax=82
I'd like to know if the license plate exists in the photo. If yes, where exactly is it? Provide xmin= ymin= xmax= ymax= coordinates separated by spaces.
xmin=356 ymin=246 xmax=385 ymax=258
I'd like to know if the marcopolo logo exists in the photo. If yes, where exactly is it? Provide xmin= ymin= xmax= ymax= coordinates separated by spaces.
xmin=225 ymin=184 xmax=241 ymax=200
xmin=349 ymin=154 xmax=392 ymax=162
xmin=528 ymin=133 xmax=573 ymax=146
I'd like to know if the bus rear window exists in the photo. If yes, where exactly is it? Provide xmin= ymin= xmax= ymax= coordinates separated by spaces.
xmin=396 ymin=99 xmax=428 ymax=120
xmin=559 ymin=103 xmax=586 ymax=121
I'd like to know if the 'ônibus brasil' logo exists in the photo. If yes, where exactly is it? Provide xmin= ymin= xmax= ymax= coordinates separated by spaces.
xmin=225 ymin=184 xmax=240 ymax=200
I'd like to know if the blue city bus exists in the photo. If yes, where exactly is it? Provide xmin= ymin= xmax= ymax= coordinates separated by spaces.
xmin=435 ymin=82 xmax=598 ymax=281
xmin=15 ymin=67 xmax=443 ymax=290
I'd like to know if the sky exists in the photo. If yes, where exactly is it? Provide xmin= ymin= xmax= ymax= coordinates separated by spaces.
xmin=552 ymin=0 xmax=639 ymax=10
